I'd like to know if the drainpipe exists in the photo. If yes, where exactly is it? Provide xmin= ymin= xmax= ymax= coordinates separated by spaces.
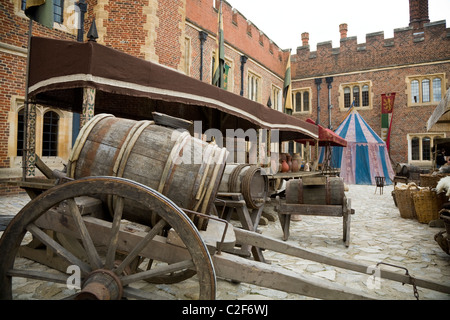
xmin=199 ymin=31 xmax=208 ymax=81
xmin=315 ymin=78 xmax=322 ymax=125
xmin=326 ymin=77 xmax=333 ymax=130
xmin=240 ymin=55 xmax=248 ymax=96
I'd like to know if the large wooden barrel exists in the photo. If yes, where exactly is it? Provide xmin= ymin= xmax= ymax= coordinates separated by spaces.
xmin=67 ymin=114 xmax=228 ymax=229
xmin=218 ymin=164 xmax=269 ymax=209
xmin=286 ymin=176 xmax=345 ymax=205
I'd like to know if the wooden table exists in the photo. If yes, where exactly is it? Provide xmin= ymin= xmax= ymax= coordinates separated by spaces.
xmin=276 ymin=196 xmax=355 ymax=247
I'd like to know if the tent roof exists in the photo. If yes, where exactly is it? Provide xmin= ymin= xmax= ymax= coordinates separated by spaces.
xmin=326 ymin=108 xmax=395 ymax=185
xmin=27 ymin=37 xmax=318 ymax=142
xmin=335 ymin=109 xmax=385 ymax=144
xmin=296 ymin=118 xmax=347 ymax=147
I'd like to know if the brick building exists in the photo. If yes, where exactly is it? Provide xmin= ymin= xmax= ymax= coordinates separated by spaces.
xmin=290 ymin=0 xmax=450 ymax=166
xmin=0 ymin=0 xmax=449 ymax=194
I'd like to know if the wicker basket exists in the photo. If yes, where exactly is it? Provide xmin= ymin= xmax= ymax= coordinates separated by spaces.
xmin=413 ymin=189 xmax=446 ymax=224
xmin=394 ymin=184 xmax=419 ymax=219
xmin=420 ymin=173 xmax=449 ymax=188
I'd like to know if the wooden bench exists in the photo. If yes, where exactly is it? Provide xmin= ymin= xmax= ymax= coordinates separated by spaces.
xmin=276 ymin=196 xmax=355 ymax=247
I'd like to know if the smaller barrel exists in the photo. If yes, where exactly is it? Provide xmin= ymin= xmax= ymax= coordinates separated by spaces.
xmin=286 ymin=176 xmax=345 ymax=205
xmin=218 ymin=164 xmax=269 ymax=209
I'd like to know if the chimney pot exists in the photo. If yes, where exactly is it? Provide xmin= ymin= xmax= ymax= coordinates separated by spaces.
xmin=409 ymin=0 xmax=430 ymax=30
xmin=339 ymin=23 xmax=348 ymax=39
xmin=301 ymin=32 xmax=309 ymax=46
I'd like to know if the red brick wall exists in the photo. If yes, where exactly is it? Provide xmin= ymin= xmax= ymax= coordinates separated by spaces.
xmin=292 ymin=21 xmax=450 ymax=79
xmin=185 ymin=0 xmax=289 ymax=104
xmin=155 ymin=0 xmax=184 ymax=69
xmin=102 ymin=1 xmax=147 ymax=59
xmin=291 ymin=21 xmax=450 ymax=164
xmin=0 ymin=1 xmax=76 ymax=194
xmin=186 ymin=0 xmax=287 ymax=78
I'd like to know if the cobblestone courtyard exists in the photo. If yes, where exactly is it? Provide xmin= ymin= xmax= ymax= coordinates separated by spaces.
xmin=0 ymin=183 xmax=449 ymax=300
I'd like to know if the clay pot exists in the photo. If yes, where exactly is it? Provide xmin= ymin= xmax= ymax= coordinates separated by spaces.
xmin=291 ymin=153 xmax=301 ymax=172
xmin=286 ymin=154 xmax=292 ymax=172
xmin=281 ymin=160 xmax=289 ymax=173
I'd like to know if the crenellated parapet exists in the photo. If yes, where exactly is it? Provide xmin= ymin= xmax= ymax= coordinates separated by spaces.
xmin=292 ymin=20 xmax=450 ymax=79
xmin=185 ymin=0 xmax=289 ymax=77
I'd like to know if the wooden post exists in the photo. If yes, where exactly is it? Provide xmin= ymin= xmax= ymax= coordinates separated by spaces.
xmin=81 ymin=87 xmax=96 ymax=128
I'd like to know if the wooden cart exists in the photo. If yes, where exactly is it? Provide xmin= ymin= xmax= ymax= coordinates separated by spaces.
xmin=2 ymin=37 xmax=449 ymax=300
xmin=2 ymin=174 xmax=450 ymax=300
xmin=2 ymin=116 xmax=450 ymax=300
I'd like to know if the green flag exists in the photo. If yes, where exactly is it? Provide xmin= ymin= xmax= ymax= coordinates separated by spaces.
xmin=25 ymin=0 xmax=54 ymax=29
xmin=212 ymin=0 xmax=225 ymax=88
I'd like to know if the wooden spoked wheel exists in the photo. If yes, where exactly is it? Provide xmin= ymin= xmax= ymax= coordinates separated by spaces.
xmin=0 ymin=176 xmax=216 ymax=300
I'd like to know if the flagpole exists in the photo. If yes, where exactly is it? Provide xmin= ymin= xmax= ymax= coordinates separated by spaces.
xmin=22 ymin=18 xmax=33 ymax=181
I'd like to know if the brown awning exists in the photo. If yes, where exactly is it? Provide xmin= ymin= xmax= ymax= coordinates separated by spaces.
xmin=27 ymin=37 xmax=318 ymax=142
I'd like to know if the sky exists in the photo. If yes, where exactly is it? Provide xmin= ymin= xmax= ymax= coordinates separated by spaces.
xmin=224 ymin=0 xmax=450 ymax=51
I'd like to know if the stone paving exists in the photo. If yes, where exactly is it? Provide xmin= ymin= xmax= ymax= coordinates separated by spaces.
xmin=0 ymin=183 xmax=449 ymax=300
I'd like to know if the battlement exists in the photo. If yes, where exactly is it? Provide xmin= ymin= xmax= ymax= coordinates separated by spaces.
xmin=293 ymin=20 xmax=450 ymax=79
xmin=186 ymin=0 xmax=289 ymax=77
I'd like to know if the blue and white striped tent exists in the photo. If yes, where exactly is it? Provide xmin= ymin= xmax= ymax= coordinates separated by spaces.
xmin=322 ymin=109 xmax=394 ymax=185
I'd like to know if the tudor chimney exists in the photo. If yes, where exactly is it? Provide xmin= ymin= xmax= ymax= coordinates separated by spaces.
xmin=339 ymin=23 xmax=348 ymax=39
xmin=409 ymin=0 xmax=430 ymax=30
xmin=301 ymin=32 xmax=309 ymax=46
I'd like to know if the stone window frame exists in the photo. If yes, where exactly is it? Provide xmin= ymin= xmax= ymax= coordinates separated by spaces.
xmin=407 ymin=133 xmax=446 ymax=166
xmin=16 ymin=0 xmax=78 ymax=36
xmin=271 ymin=84 xmax=282 ymax=112
xmin=9 ymin=97 xmax=71 ymax=170
xmin=338 ymin=81 xmax=373 ymax=111
xmin=247 ymin=70 xmax=262 ymax=103
xmin=406 ymin=73 xmax=446 ymax=107
xmin=292 ymin=87 xmax=312 ymax=115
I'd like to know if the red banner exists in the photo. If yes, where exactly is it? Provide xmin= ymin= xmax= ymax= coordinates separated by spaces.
xmin=381 ymin=93 xmax=396 ymax=114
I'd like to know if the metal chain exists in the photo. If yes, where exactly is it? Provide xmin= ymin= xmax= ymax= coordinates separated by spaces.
xmin=376 ymin=262 xmax=419 ymax=300
xmin=409 ymin=276 xmax=420 ymax=300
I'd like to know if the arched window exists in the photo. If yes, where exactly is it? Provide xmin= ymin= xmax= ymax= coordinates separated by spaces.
xmin=408 ymin=74 xmax=445 ymax=105
xmin=411 ymin=137 xmax=420 ymax=161
xmin=21 ymin=0 xmax=64 ymax=24
xmin=295 ymin=92 xmax=302 ymax=112
xmin=53 ymin=0 xmax=64 ymax=23
xmin=433 ymin=78 xmax=442 ymax=101
xmin=247 ymin=72 xmax=261 ymax=102
xmin=422 ymin=137 xmax=431 ymax=161
xmin=303 ymin=91 xmax=309 ymax=112
xmin=344 ymin=87 xmax=351 ymax=108
xmin=42 ymin=111 xmax=59 ymax=157
xmin=362 ymin=85 xmax=369 ymax=107
xmin=353 ymin=86 xmax=360 ymax=107
xmin=422 ymin=79 xmax=430 ymax=103
xmin=411 ymin=80 xmax=419 ymax=103
xmin=17 ymin=109 xmax=25 ymax=156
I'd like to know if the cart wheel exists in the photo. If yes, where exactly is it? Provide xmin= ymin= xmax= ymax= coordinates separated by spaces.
xmin=0 ymin=176 xmax=216 ymax=300
xmin=143 ymin=259 xmax=197 ymax=284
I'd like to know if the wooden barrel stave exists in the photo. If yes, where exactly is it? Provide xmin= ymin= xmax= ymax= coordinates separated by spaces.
xmin=218 ymin=163 xmax=269 ymax=209
xmin=68 ymin=114 xmax=228 ymax=230
xmin=286 ymin=176 xmax=344 ymax=205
